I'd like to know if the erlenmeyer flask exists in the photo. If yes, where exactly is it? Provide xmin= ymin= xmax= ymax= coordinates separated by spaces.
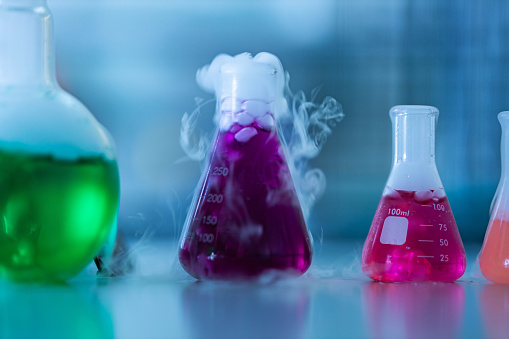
xmin=479 ymin=112 xmax=509 ymax=284
xmin=362 ymin=105 xmax=466 ymax=282
xmin=179 ymin=55 xmax=312 ymax=280
xmin=0 ymin=0 xmax=120 ymax=282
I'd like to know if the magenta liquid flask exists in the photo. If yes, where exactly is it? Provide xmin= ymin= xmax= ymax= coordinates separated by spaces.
xmin=179 ymin=54 xmax=312 ymax=280
xmin=362 ymin=105 xmax=466 ymax=282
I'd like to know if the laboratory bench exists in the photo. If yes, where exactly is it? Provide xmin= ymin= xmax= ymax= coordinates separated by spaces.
xmin=0 ymin=240 xmax=507 ymax=339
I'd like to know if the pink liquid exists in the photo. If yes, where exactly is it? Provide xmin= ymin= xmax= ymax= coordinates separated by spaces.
xmin=362 ymin=188 xmax=466 ymax=282
xmin=179 ymin=121 xmax=312 ymax=280
xmin=479 ymin=218 xmax=509 ymax=284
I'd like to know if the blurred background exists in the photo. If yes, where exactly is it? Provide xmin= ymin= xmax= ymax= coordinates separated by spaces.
xmin=50 ymin=0 xmax=509 ymax=243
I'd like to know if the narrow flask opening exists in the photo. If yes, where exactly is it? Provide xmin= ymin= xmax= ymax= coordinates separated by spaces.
xmin=0 ymin=0 xmax=55 ymax=90
xmin=498 ymin=111 xmax=509 ymax=180
xmin=219 ymin=62 xmax=277 ymax=104
xmin=0 ymin=0 xmax=46 ymax=7
xmin=390 ymin=105 xmax=438 ymax=164
xmin=387 ymin=105 xmax=441 ymax=191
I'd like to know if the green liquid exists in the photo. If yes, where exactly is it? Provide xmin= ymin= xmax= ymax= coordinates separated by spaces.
xmin=0 ymin=150 xmax=120 ymax=282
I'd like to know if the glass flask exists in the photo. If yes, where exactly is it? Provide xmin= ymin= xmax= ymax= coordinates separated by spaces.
xmin=479 ymin=112 xmax=509 ymax=284
xmin=179 ymin=58 xmax=312 ymax=280
xmin=361 ymin=105 xmax=466 ymax=282
xmin=0 ymin=0 xmax=120 ymax=282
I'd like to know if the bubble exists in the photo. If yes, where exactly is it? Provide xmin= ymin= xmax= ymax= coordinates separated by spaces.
xmin=242 ymin=100 xmax=268 ymax=117
xmin=221 ymin=98 xmax=242 ymax=113
xmin=235 ymin=112 xmax=255 ymax=126
xmin=219 ymin=113 xmax=234 ymax=132
xmin=258 ymin=114 xmax=275 ymax=131
xmin=432 ymin=188 xmax=446 ymax=202
xmin=383 ymin=186 xmax=401 ymax=199
xmin=235 ymin=127 xmax=258 ymax=143
xmin=414 ymin=190 xmax=433 ymax=203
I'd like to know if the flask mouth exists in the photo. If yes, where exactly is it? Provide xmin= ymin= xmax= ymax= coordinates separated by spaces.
xmin=390 ymin=105 xmax=439 ymax=117
xmin=498 ymin=111 xmax=509 ymax=120
xmin=219 ymin=61 xmax=277 ymax=103
xmin=220 ymin=61 xmax=276 ymax=76
xmin=0 ymin=0 xmax=45 ymax=6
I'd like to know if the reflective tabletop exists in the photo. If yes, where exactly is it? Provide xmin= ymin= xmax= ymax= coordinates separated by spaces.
xmin=0 ymin=240 xmax=507 ymax=339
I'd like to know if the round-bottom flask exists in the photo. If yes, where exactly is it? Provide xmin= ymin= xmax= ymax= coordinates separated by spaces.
xmin=361 ymin=106 xmax=466 ymax=282
xmin=179 ymin=55 xmax=312 ymax=280
xmin=0 ymin=0 xmax=119 ymax=282
xmin=479 ymin=111 xmax=509 ymax=284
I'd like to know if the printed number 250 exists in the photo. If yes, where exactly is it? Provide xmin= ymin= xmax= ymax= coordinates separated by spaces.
xmin=213 ymin=167 xmax=229 ymax=176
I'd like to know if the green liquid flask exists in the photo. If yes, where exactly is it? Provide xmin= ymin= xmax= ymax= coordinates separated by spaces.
xmin=0 ymin=0 xmax=120 ymax=282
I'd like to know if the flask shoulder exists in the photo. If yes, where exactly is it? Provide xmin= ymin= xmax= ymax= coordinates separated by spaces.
xmin=0 ymin=88 xmax=116 ymax=160
xmin=386 ymin=162 xmax=443 ymax=191
xmin=490 ymin=181 xmax=509 ymax=217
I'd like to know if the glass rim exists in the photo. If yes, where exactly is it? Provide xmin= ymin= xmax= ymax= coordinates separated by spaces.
xmin=498 ymin=111 xmax=509 ymax=119
xmin=0 ymin=0 xmax=46 ymax=5
xmin=220 ymin=62 xmax=277 ymax=76
xmin=390 ymin=105 xmax=439 ymax=116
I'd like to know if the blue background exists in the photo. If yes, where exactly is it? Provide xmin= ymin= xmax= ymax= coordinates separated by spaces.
xmin=50 ymin=0 xmax=509 ymax=242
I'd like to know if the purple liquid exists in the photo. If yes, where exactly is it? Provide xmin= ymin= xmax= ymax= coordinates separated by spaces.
xmin=179 ymin=121 xmax=312 ymax=280
xmin=362 ymin=188 xmax=466 ymax=282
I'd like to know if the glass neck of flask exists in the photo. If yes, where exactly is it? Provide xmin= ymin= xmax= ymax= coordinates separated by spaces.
xmin=0 ymin=0 xmax=56 ymax=91
xmin=498 ymin=112 xmax=509 ymax=179
xmin=219 ymin=62 xmax=277 ymax=109
xmin=391 ymin=106 xmax=438 ymax=166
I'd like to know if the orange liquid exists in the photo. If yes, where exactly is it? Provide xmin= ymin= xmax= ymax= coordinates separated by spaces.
xmin=479 ymin=218 xmax=509 ymax=284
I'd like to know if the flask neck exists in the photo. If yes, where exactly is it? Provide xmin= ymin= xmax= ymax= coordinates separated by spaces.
xmin=0 ymin=0 xmax=56 ymax=90
xmin=499 ymin=112 xmax=509 ymax=178
xmin=391 ymin=106 xmax=437 ymax=166
xmin=386 ymin=106 xmax=442 ymax=191
xmin=219 ymin=62 xmax=277 ymax=103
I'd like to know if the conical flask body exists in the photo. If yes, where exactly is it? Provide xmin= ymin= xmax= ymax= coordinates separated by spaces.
xmin=363 ymin=187 xmax=466 ymax=282
xmin=361 ymin=106 xmax=466 ymax=282
xmin=480 ymin=111 xmax=509 ymax=284
xmin=179 ymin=119 xmax=312 ymax=280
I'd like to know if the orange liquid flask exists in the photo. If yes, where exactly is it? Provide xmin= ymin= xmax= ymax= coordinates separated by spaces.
xmin=179 ymin=54 xmax=312 ymax=280
xmin=479 ymin=111 xmax=509 ymax=284
xmin=362 ymin=106 xmax=466 ymax=282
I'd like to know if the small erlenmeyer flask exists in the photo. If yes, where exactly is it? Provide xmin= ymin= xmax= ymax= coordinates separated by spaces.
xmin=479 ymin=112 xmax=509 ymax=284
xmin=0 ymin=0 xmax=120 ymax=282
xmin=362 ymin=105 xmax=466 ymax=282
xmin=179 ymin=55 xmax=312 ymax=280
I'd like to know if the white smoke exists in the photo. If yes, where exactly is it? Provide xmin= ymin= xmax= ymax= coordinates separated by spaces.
xmin=180 ymin=52 xmax=343 ymax=220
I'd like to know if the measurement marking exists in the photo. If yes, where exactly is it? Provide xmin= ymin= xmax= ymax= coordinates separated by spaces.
xmin=420 ymin=224 xmax=433 ymax=227
xmin=417 ymin=255 xmax=434 ymax=258
xmin=418 ymin=240 xmax=434 ymax=242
